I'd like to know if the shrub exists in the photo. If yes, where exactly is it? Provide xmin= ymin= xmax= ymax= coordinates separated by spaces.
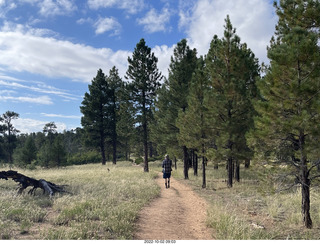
xmin=134 ymin=157 xmax=143 ymax=165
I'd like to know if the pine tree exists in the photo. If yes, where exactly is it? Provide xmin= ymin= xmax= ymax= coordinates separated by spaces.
xmin=205 ymin=16 xmax=259 ymax=187
xmin=155 ymin=39 xmax=197 ymax=179
xmin=51 ymin=134 xmax=67 ymax=167
xmin=177 ymin=56 xmax=210 ymax=187
xmin=106 ymin=66 xmax=123 ymax=164
xmin=249 ymin=0 xmax=320 ymax=229
xmin=81 ymin=69 xmax=109 ymax=165
xmin=126 ymin=38 xmax=162 ymax=172
xmin=117 ymin=82 xmax=135 ymax=161
xmin=0 ymin=111 xmax=20 ymax=164
xmin=20 ymin=136 xmax=37 ymax=166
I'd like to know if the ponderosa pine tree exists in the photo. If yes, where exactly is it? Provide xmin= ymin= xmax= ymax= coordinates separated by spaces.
xmin=117 ymin=83 xmax=135 ymax=161
xmin=126 ymin=38 xmax=162 ymax=172
xmin=164 ymin=39 xmax=198 ymax=179
xmin=205 ymin=16 xmax=259 ymax=187
xmin=81 ymin=67 xmax=124 ymax=165
xmin=177 ymin=56 xmax=210 ymax=187
xmin=248 ymin=0 xmax=320 ymax=229
xmin=81 ymin=69 xmax=109 ymax=165
xmin=152 ymin=81 xmax=175 ymax=157
xmin=106 ymin=66 xmax=123 ymax=164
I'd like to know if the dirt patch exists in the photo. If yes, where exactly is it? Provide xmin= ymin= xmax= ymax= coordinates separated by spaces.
xmin=134 ymin=173 xmax=213 ymax=240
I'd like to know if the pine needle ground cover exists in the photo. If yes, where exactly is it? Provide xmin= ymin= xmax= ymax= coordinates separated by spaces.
xmin=0 ymin=162 xmax=159 ymax=240
xmin=167 ymin=161 xmax=320 ymax=240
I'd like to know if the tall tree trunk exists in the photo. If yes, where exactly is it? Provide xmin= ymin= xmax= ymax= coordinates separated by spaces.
xmin=202 ymin=156 xmax=206 ymax=188
xmin=194 ymin=152 xmax=198 ymax=176
xmin=301 ymin=169 xmax=312 ymax=229
xmin=112 ymin=137 xmax=117 ymax=164
xmin=183 ymin=146 xmax=189 ymax=179
xmin=142 ymin=93 xmax=149 ymax=172
xmin=174 ymin=157 xmax=177 ymax=170
xmin=100 ymin=134 xmax=106 ymax=165
xmin=149 ymin=142 xmax=153 ymax=158
xmin=125 ymin=141 xmax=128 ymax=161
xmin=143 ymin=121 xmax=148 ymax=172
xmin=300 ymin=132 xmax=312 ymax=228
xmin=235 ymin=159 xmax=240 ymax=182
xmin=227 ymin=157 xmax=233 ymax=187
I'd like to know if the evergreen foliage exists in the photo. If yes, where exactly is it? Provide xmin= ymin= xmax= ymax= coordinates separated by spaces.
xmin=1 ymin=3 xmax=320 ymax=230
xmin=154 ymin=39 xmax=197 ymax=179
xmin=126 ymin=38 xmax=162 ymax=172
xmin=0 ymin=111 xmax=20 ymax=164
xmin=80 ymin=68 xmax=124 ymax=165
xmin=205 ymin=16 xmax=259 ymax=187
xmin=248 ymin=0 xmax=320 ymax=229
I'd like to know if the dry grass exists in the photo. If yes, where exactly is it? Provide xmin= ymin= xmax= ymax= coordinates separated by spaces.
xmin=2 ymin=159 xmax=320 ymax=240
xmin=165 ymin=160 xmax=320 ymax=240
xmin=0 ymin=162 xmax=159 ymax=240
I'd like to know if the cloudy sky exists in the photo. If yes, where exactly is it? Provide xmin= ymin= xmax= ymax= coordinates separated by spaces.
xmin=0 ymin=0 xmax=277 ymax=133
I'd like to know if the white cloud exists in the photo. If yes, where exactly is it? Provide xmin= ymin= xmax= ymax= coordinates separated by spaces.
xmin=152 ymin=44 xmax=175 ymax=79
xmin=0 ymin=80 xmax=80 ymax=101
xmin=178 ymin=0 xmax=197 ymax=30
xmin=137 ymin=7 xmax=172 ymax=33
xmin=93 ymin=17 xmax=121 ymax=36
xmin=182 ymin=0 xmax=277 ymax=64
xmin=37 ymin=0 xmax=77 ymax=17
xmin=0 ymin=23 xmax=131 ymax=82
xmin=0 ymin=95 xmax=53 ymax=104
xmin=0 ymin=0 xmax=16 ymax=18
xmin=87 ymin=0 xmax=145 ymax=14
xmin=41 ymin=113 xmax=81 ymax=119
xmin=12 ymin=117 xmax=66 ymax=133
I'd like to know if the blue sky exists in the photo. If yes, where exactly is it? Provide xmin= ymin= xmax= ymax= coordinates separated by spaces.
xmin=0 ymin=0 xmax=277 ymax=133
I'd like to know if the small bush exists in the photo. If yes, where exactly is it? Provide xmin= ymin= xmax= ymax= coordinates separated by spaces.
xmin=134 ymin=157 xmax=143 ymax=165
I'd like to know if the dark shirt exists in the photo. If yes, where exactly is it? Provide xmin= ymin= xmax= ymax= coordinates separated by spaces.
xmin=162 ymin=159 xmax=172 ymax=174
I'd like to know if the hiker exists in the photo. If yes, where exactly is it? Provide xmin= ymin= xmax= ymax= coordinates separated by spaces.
xmin=162 ymin=154 xmax=172 ymax=188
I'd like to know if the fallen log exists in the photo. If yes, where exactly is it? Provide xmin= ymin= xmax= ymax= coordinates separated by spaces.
xmin=0 ymin=170 xmax=70 ymax=197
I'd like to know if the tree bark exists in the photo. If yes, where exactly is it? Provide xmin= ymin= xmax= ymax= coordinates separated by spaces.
xmin=143 ymin=125 xmax=149 ymax=172
xmin=112 ymin=136 xmax=117 ymax=164
xmin=100 ymin=131 xmax=106 ymax=165
xmin=142 ymin=92 xmax=149 ymax=172
xmin=235 ymin=160 xmax=240 ymax=182
xmin=193 ymin=152 xmax=198 ymax=176
xmin=183 ymin=146 xmax=189 ymax=179
xmin=301 ymin=171 xmax=312 ymax=229
xmin=227 ymin=157 xmax=233 ymax=188
xmin=174 ymin=157 xmax=177 ymax=170
xmin=300 ymin=132 xmax=312 ymax=228
xmin=202 ymin=156 xmax=206 ymax=188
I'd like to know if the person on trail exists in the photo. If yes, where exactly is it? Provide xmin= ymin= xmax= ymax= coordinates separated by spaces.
xmin=162 ymin=154 xmax=172 ymax=188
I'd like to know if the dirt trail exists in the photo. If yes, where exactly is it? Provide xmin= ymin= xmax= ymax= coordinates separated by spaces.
xmin=134 ymin=173 xmax=213 ymax=240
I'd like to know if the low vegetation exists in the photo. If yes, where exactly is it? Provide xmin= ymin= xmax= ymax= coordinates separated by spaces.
xmin=0 ymin=162 xmax=159 ymax=240
xmin=163 ymin=161 xmax=320 ymax=240
xmin=1 ymin=160 xmax=320 ymax=240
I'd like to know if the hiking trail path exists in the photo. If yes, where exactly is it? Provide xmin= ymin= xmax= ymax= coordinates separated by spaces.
xmin=134 ymin=173 xmax=213 ymax=240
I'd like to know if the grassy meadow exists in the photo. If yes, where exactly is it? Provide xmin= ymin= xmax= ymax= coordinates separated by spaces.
xmin=167 ymin=160 xmax=320 ymax=240
xmin=0 ymin=162 xmax=159 ymax=240
xmin=2 ymin=159 xmax=320 ymax=240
